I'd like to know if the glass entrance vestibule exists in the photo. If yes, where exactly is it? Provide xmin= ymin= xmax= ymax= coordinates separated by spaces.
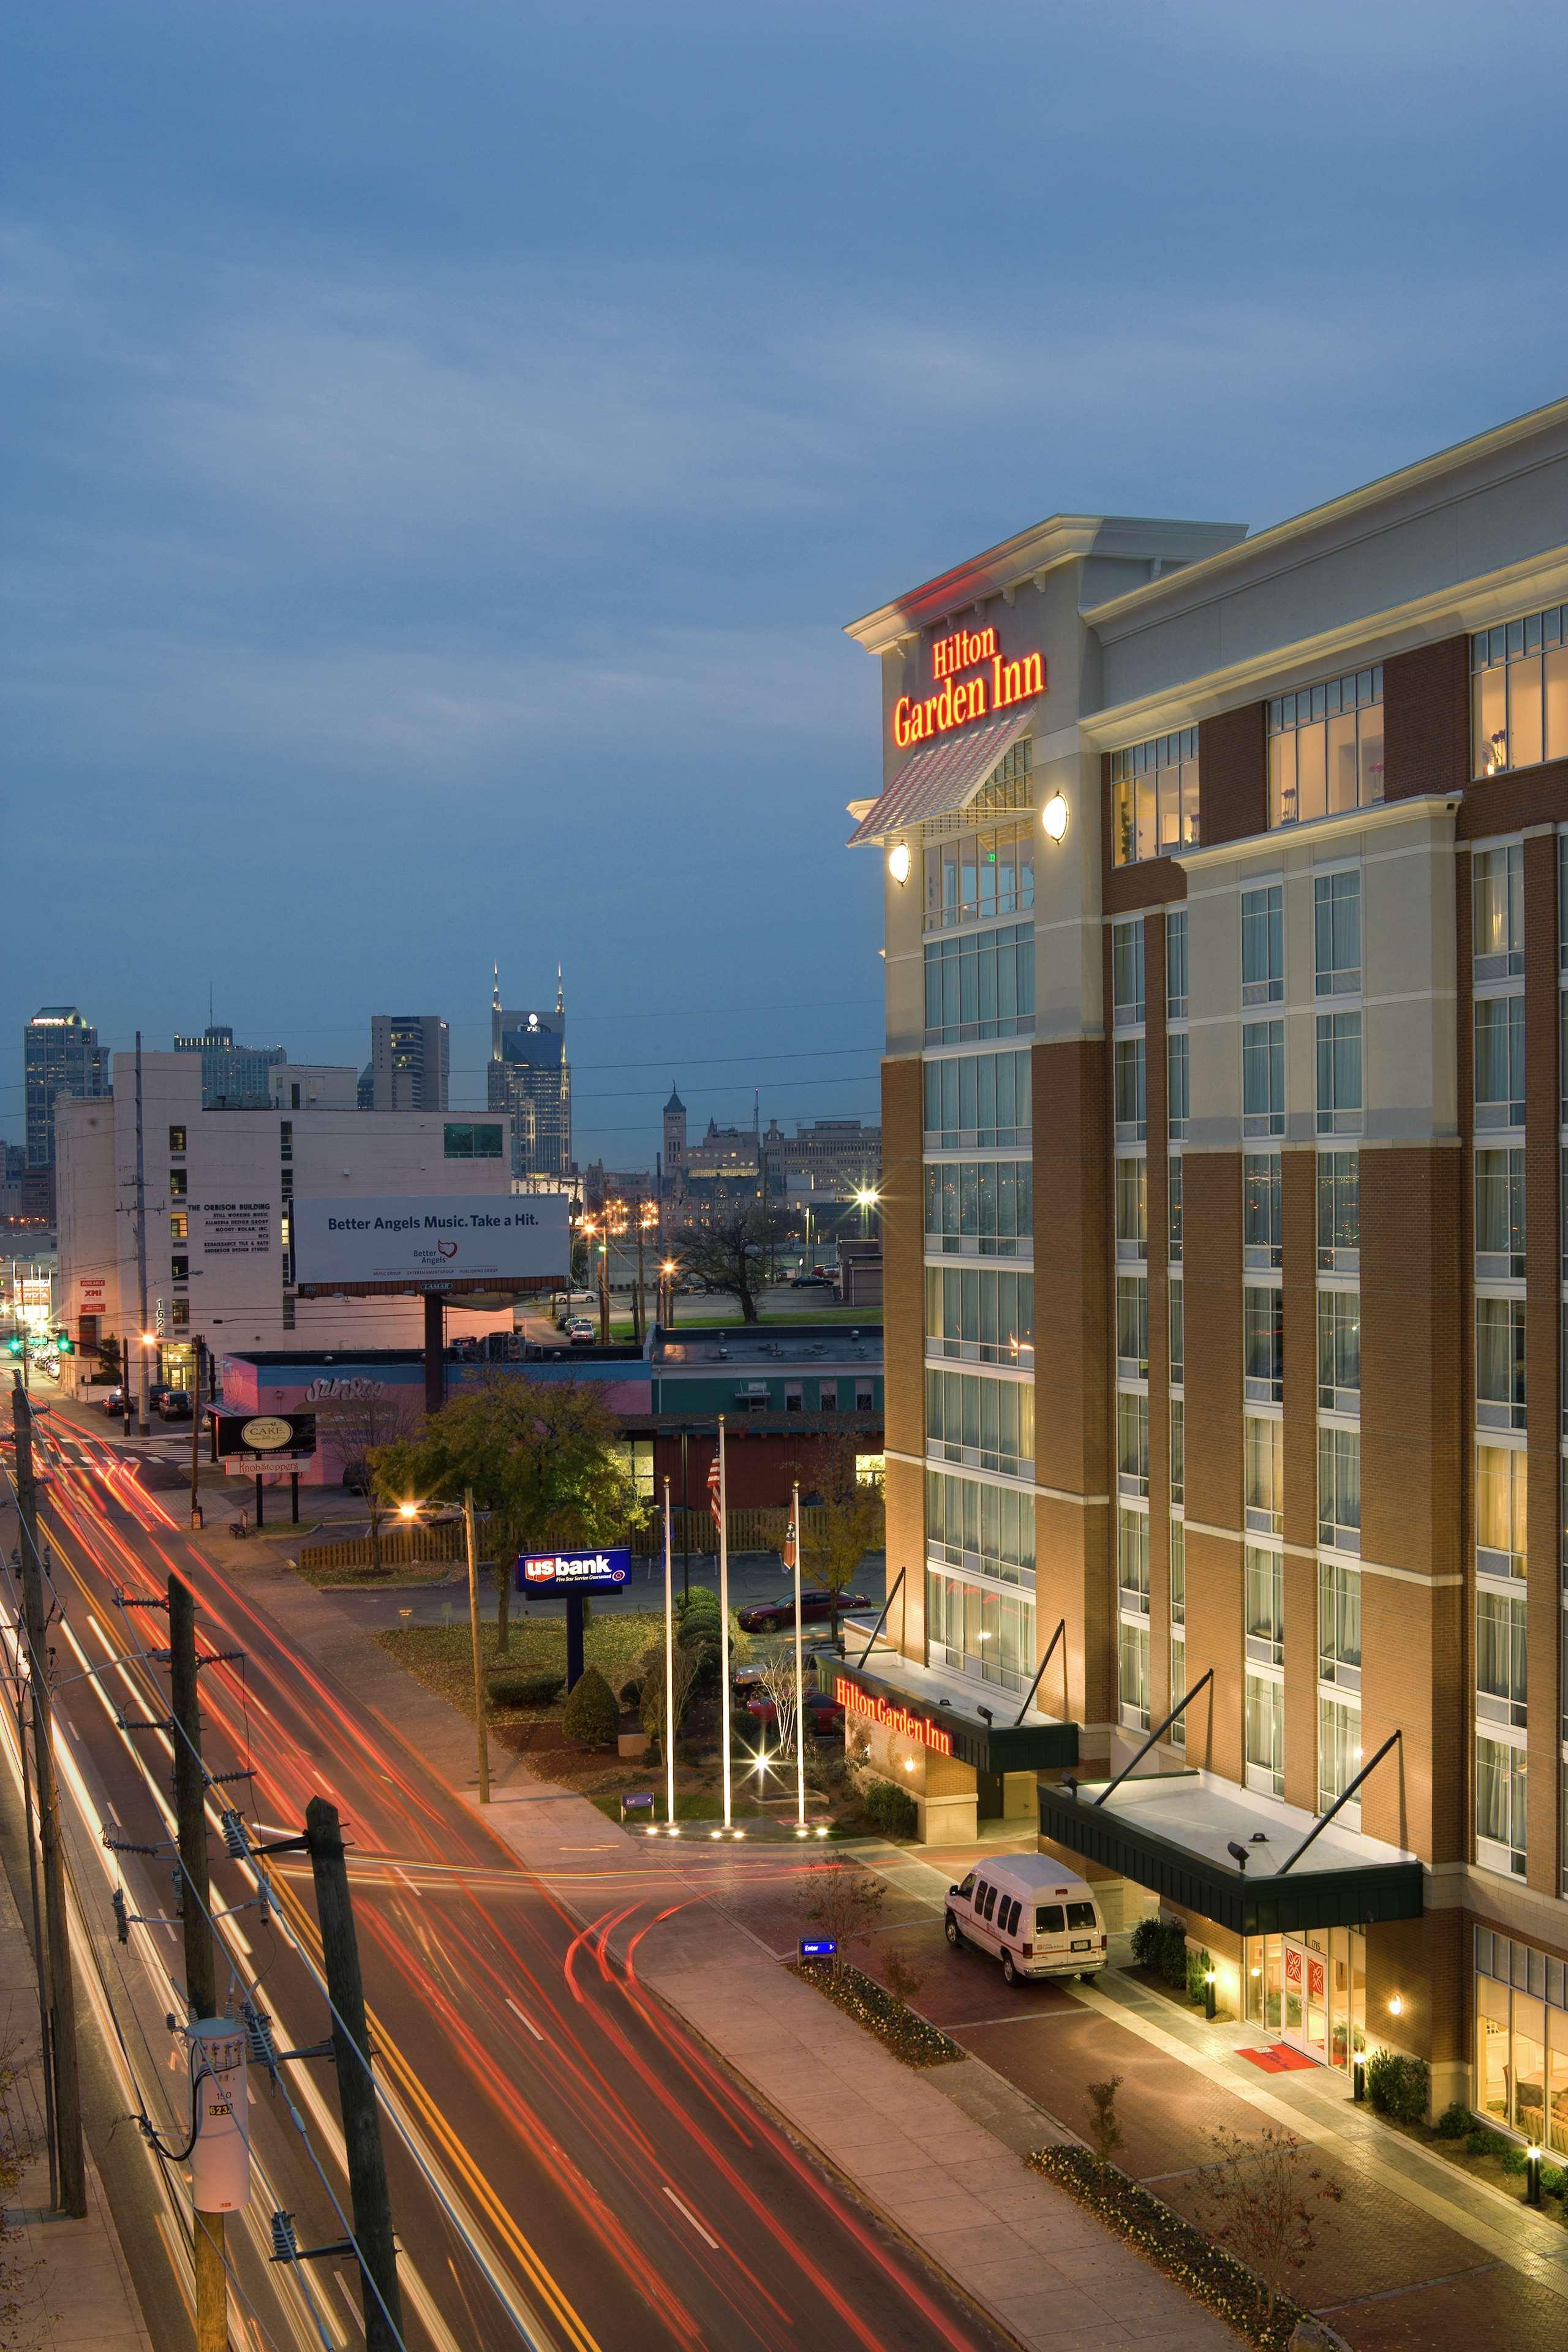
xmin=1243 ymin=1926 xmax=1367 ymax=2071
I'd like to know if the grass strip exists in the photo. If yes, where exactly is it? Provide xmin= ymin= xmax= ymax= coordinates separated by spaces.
xmin=790 ymin=1958 xmax=964 ymax=2070
xmin=374 ymin=1612 xmax=662 ymax=1724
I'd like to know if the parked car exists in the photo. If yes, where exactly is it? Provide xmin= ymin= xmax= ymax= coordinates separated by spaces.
xmin=154 ymin=1389 xmax=193 ymax=1420
xmin=945 ymin=1856 xmax=1108 ymax=1986
xmin=745 ymin=1687 xmax=845 ymax=1736
xmin=566 ymin=1317 xmax=596 ymax=1345
xmin=735 ymin=1586 xmax=870 ymax=1634
xmin=100 ymin=1387 xmax=127 ymax=1416
xmin=788 ymin=1268 xmax=834 ymax=1289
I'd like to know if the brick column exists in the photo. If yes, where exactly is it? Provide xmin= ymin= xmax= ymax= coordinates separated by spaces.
xmin=881 ymin=1055 xmax=927 ymax=1657
xmin=1523 ymin=832 xmax=1562 ymax=1896
xmin=1181 ymin=1150 xmax=1244 ymax=1780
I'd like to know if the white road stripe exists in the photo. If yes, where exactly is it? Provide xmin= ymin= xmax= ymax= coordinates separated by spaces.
xmin=662 ymin=2185 xmax=719 ymax=2250
xmin=505 ymin=1997 xmax=544 ymax=2042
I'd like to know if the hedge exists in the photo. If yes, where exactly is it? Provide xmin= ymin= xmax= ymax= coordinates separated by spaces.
xmin=488 ymin=1669 xmax=565 ymax=1708
xmin=791 ymin=1959 xmax=963 ymax=2069
xmin=861 ymin=1775 xmax=918 ymax=1839
xmin=561 ymin=1665 xmax=619 ymax=1747
xmin=1365 ymin=2049 xmax=1428 ymax=2124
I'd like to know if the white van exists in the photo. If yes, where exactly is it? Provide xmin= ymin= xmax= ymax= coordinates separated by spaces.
xmin=944 ymin=1855 xmax=1108 ymax=1986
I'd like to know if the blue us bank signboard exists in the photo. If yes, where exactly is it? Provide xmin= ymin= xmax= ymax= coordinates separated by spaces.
xmin=517 ymin=1548 xmax=633 ymax=1594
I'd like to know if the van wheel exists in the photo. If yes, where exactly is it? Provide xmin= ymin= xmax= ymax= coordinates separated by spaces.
xmin=944 ymin=1913 xmax=962 ymax=1948
xmin=1001 ymin=1953 xmax=1017 ymax=1986
xmin=1080 ymin=1970 xmax=1096 ymax=1983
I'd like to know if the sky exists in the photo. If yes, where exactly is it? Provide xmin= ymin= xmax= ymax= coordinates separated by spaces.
xmin=5 ymin=0 xmax=1567 ymax=1163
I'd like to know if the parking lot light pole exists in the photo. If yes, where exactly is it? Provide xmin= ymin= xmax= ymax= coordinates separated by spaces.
xmin=662 ymin=1479 xmax=676 ymax=1830
xmin=790 ymin=1480 xmax=806 ymax=1833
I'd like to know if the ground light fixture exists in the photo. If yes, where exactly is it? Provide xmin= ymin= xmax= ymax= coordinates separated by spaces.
xmin=1526 ymin=2146 xmax=1544 ymax=2206
xmin=1204 ymin=1967 xmax=1218 ymax=2022
xmin=886 ymin=841 xmax=911 ymax=886
xmin=1351 ymin=2052 xmax=1366 ymax=2101
xmin=1042 ymin=791 xmax=1069 ymax=842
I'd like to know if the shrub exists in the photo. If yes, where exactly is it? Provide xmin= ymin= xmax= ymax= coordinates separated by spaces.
xmin=1465 ymin=2125 xmax=1509 ymax=2158
xmin=1129 ymin=1916 xmax=1166 ymax=1970
xmin=1542 ymin=2162 xmax=1564 ymax=2197
xmin=791 ymin=1957 xmax=962 ymax=2068
xmin=1434 ymin=2101 xmax=1472 ymax=2139
xmin=1501 ymin=2144 xmax=1527 ymax=2176
xmin=1365 ymin=2049 xmax=1430 ymax=2124
xmin=488 ymin=1668 xmax=564 ymax=1708
xmin=561 ymin=1665 xmax=619 ymax=1747
xmin=1187 ymin=1947 xmax=1214 ymax=2008
xmin=1129 ymin=1916 xmax=1191 ymax=1989
xmin=861 ymin=1776 xmax=918 ymax=1839
xmin=619 ymin=1675 xmax=643 ymax=1708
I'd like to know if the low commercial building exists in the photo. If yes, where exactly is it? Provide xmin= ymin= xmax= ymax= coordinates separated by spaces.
xmin=845 ymin=394 xmax=1568 ymax=2126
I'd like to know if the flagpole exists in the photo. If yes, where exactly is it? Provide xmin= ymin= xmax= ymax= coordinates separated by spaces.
xmin=718 ymin=1415 xmax=732 ymax=1832
xmin=663 ymin=1477 xmax=677 ymax=1832
xmin=791 ymin=1478 xmax=806 ymax=1834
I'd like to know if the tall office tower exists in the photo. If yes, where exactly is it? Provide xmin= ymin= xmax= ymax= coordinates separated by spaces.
xmin=368 ymin=1014 xmax=450 ymax=1112
xmin=173 ymin=1022 xmax=286 ymax=1109
xmin=24 ymin=1006 xmax=110 ymax=1169
xmin=488 ymin=965 xmax=571 ymax=1177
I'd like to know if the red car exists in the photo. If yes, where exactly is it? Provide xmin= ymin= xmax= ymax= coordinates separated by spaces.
xmin=735 ymin=1587 xmax=870 ymax=1634
xmin=745 ymin=1687 xmax=845 ymax=1736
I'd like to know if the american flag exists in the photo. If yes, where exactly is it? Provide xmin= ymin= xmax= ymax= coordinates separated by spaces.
xmin=707 ymin=1450 xmax=722 ymax=1533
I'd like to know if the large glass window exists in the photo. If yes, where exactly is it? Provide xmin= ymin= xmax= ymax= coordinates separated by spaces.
xmin=924 ymin=1159 xmax=1033 ymax=1257
xmin=926 ymin=1570 xmax=1035 ymax=1694
xmin=925 ymin=1470 xmax=1035 ymax=1584
xmin=1169 ymin=1633 xmax=1186 ymax=1749
xmin=1244 ymin=1154 xmax=1283 ymax=1268
xmin=1169 ymin=1399 xmax=1184 ymax=1507
xmin=922 ymin=1050 xmax=1031 ymax=1147
xmin=1319 ymin=1696 xmax=1363 ymax=1817
xmin=1114 ymin=1036 xmax=1146 ymax=1143
xmin=1243 ymin=1019 xmax=1285 ymax=1138
xmin=1116 ymin=1275 xmax=1150 ymax=1378
xmin=1477 ymin=1296 xmax=1528 ymax=1431
xmin=1477 ymin=1591 xmax=1528 ymax=1730
xmin=1115 ymin=1157 xmax=1147 ymax=1262
xmin=925 ymin=1370 xmax=1034 ymax=1479
xmin=1245 ymin=1415 xmax=1283 ymax=1534
xmin=1268 ymin=667 xmax=1384 ymax=827
xmin=1167 ymin=1031 xmax=1189 ymax=1141
xmin=923 ymin=818 xmax=1036 ymax=930
xmin=1473 ymin=845 xmax=1525 ymax=980
xmin=1318 ymin=1561 xmax=1362 ymax=1690
xmin=1245 ymin=1673 xmax=1285 ymax=1796
xmin=925 ymin=1266 xmax=1035 ymax=1364
xmin=1117 ymin=1392 xmax=1150 ymax=1498
xmin=1317 ymin=1150 xmax=1360 ymax=1270
xmin=1166 ymin=908 xmax=1189 ymax=1019
xmin=1318 ymin=1426 xmax=1361 ymax=1553
xmin=1244 ymin=1287 xmax=1284 ymax=1403
xmin=1168 ymin=1155 xmax=1183 ymax=1262
xmin=1245 ymin=1545 xmax=1284 ymax=1666
xmin=1118 ymin=1619 xmax=1151 ymax=1729
xmin=1476 ymin=1444 xmax=1528 ymax=1578
xmin=1242 ymin=884 xmax=1284 ymax=1006
xmin=1473 ymin=1929 xmax=1568 ymax=2149
xmin=1474 ymin=997 xmax=1525 ymax=1128
xmin=1118 ymin=1507 xmax=1150 ymax=1616
xmin=1316 ymin=1011 xmax=1362 ymax=1135
xmin=1476 ymin=1149 xmax=1526 ymax=1280
xmin=1472 ymin=608 xmax=1568 ymax=778
xmin=924 ymin=923 xmax=1035 ymax=1044
xmin=1112 ymin=919 xmax=1145 ymax=1027
xmin=443 ymin=1122 xmax=503 ymax=1157
xmin=1317 ymin=1290 xmax=1360 ymax=1411
xmin=1110 ymin=729 xmax=1200 ymax=866
xmin=1169 ymin=1280 xmax=1184 ymax=1385
xmin=1169 ymin=1520 xmax=1186 ymax=1625
xmin=1476 ymin=1735 xmax=1528 ymax=1875
xmin=1314 ymin=870 xmax=1362 ymax=996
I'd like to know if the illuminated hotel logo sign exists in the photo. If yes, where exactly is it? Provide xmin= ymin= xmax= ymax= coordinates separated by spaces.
xmin=892 ymin=624 xmax=1044 ymax=750
xmin=834 ymin=1676 xmax=954 ymax=1757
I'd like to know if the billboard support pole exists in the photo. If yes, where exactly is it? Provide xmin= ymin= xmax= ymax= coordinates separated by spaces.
xmin=423 ymin=1293 xmax=444 ymax=1417
xmin=565 ymin=1593 xmax=585 ymax=1692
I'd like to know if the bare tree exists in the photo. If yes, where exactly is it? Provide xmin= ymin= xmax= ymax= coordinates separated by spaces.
xmin=756 ymin=1644 xmax=802 ymax=1760
xmin=314 ymin=1390 xmax=424 ymax=1574
xmin=1189 ymin=2125 xmax=1343 ymax=2329
xmin=1084 ymin=2075 xmax=1124 ymax=2166
xmin=794 ymin=1859 xmax=884 ymax=1978
xmin=669 ymin=1204 xmax=777 ymax=1323
xmin=883 ymin=1943 xmax=925 ymax=2009
xmin=801 ymin=1448 xmax=885 ymax=1641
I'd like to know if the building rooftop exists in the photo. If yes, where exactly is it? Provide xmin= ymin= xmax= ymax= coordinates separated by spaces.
xmin=652 ymin=1324 xmax=881 ymax=1368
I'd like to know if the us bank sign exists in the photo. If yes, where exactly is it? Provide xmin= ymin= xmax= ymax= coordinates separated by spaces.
xmin=892 ymin=624 xmax=1044 ymax=749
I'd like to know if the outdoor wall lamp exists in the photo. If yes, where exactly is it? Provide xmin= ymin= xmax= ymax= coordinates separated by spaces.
xmin=1041 ymin=791 xmax=1069 ymax=842
xmin=887 ymin=842 xmax=912 ymax=884
xmin=1388 ymin=1992 xmax=1404 ymax=2016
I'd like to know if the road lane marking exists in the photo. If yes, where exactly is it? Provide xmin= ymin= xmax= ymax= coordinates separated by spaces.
xmin=505 ymin=1997 xmax=545 ymax=2041
xmin=394 ymin=1865 xmax=423 ymax=1899
xmin=334 ymin=2269 xmax=366 ymax=2335
xmin=662 ymin=2185 xmax=719 ymax=2250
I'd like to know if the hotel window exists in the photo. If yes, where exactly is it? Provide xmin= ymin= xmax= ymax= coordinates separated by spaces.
xmin=1318 ymin=1426 xmax=1361 ymax=1553
xmin=1477 ymin=1297 xmax=1528 ymax=1431
xmin=1167 ymin=1033 xmax=1189 ymax=1142
xmin=924 ymin=1266 xmax=1034 ymax=1364
xmin=1317 ymin=1150 xmax=1359 ymax=1270
xmin=168 ymin=1125 xmax=187 ymax=1154
xmin=1243 ymin=1153 xmax=1282 ymax=1268
xmin=1477 ymin=1590 xmax=1528 ymax=1730
xmin=1471 ymin=606 xmax=1568 ymax=777
xmin=923 ymin=1049 xmax=1031 ymax=1147
xmin=1472 ymin=1930 xmax=1568 ymax=2147
xmin=1477 ymin=1149 xmax=1526 ymax=1279
xmin=1473 ymin=844 xmax=1525 ymax=979
xmin=923 ymin=819 xmax=1036 ymax=930
xmin=1166 ymin=908 xmax=1189 ymax=1019
xmin=1476 ymin=1444 xmax=1528 ymax=1578
xmin=1170 ymin=1400 xmax=1185 ymax=1507
xmin=1245 ymin=1545 xmax=1284 ymax=1667
xmin=925 ymin=1572 xmax=1035 ymax=1694
xmin=169 ymin=1212 xmax=188 ymax=1243
xmin=1245 ymin=1674 xmax=1285 ymax=1797
xmin=1112 ymin=919 xmax=1145 ymax=1027
xmin=1268 ymin=666 xmax=1384 ymax=827
xmin=1168 ymin=1155 xmax=1183 ymax=1262
xmin=1170 ymin=1520 xmax=1186 ymax=1624
xmin=1241 ymin=884 xmax=1284 ymax=1005
xmin=1317 ymin=1289 xmax=1360 ymax=1412
xmin=1115 ymin=1158 xmax=1147 ymax=1262
xmin=1169 ymin=1280 xmax=1184 ymax=1385
xmin=1117 ymin=1392 xmax=1150 ymax=1498
xmin=924 ymin=923 xmax=1035 ymax=1044
xmin=170 ymin=1299 xmax=189 ymax=1329
xmin=1169 ymin=1634 xmax=1186 ymax=1749
xmin=1110 ymin=728 xmax=1199 ymax=866
xmin=279 ymin=1118 xmax=293 ymax=1161
xmin=1116 ymin=1275 xmax=1149 ymax=1379
xmin=1118 ymin=1507 xmax=1150 ymax=1616
xmin=1114 ymin=1037 xmax=1146 ymax=1143
xmin=1118 ymin=1619 xmax=1151 ymax=1730
xmin=923 ymin=1159 xmax=1032 ymax=1257
xmin=1476 ymin=1735 xmax=1528 ymax=1876
xmin=168 ymin=1167 xmax=187 ymax=1198
xmin=1319 ymin=1696 xmax=1363 ymax=1820
xmin=1475 ymin=997 xmax=1525 ymax=1128
xmin=1316 ymin=1011 xmax=1362 ymax=1134
xmin=1245 ymin=1415 xmax=1283 ymax=1534
xmin=1244 ymin=1287 xmax=1284 ymax=1403
xmin=1318 ymin=1561 xmax=1362 ymax=1691
xmin=1243 ymin=1020 xmax=1285 ymax=1137
xmin=925 ymin=1469 xmax=1035 ymax=1585
xmin=171 ymin=1255 xmax=189 ymax=1283
xmin=1314 ymin=869 xmax=1362 ymax=997
xmin=443 ymin=1122 xmax=503 ymax=1158
xmin=924 ymin=1368 xmax=1033 ymax=1480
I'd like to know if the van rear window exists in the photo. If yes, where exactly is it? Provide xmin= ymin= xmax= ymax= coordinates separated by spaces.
xmin=1036 ymin=1904 xmax=1065 ymax=1936
xmin=1066 ymin=1901 xmax=1097 ymax=1931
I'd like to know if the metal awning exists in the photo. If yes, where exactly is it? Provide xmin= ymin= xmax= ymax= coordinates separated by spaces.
xmin=845 ymin=704 xmax=1037 ymax=846
xmin=831 ymin=1637 xmax=1077 ymax=1774
xmin=1038 ymin=1768 xmax=1423 ymax=1937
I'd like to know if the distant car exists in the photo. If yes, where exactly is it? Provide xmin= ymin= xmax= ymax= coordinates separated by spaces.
xmin=566 ymin=1317 xmax=596 ymax=1344
xmin=745 ymin=1687 xmax=845 ymax=1736
xmin=788 ymin=1268 xmax=834 ymax=1289
xmin=100 ymin=1387 xmax=127 ymax=1416
xmin=735 ymin=1587 xmax=870 ymax=1634
xmin=154 ymin=1389 xmax=193 ymax=1420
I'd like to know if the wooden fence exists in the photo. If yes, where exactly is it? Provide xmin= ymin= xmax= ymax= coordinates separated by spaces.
xmin=628 ymin=1505 xmax=832 ymax=1558
xmin=297 ymin=1522 xmax=467 ymax=1574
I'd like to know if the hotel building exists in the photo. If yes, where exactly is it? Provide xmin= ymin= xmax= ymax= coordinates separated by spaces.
xmin=842 ymin=396 xmax=1568 ymax=2130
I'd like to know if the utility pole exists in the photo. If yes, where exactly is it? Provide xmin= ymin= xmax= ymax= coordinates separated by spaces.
xmin=12 ymin=1379 xmax=86 ymax=2215
xmin=134 ymin=1033 xmax=150 ymax=1437
xmin=463 ymin=1488 xmax=490 ymax=1804
xmin=307 ymin=1798 xmax=404 ymax=2352
xmin=189 ymin=1336 xmax=205 ymax=1529
xmin=168 ymin=1574 xmax=225 ymax=2351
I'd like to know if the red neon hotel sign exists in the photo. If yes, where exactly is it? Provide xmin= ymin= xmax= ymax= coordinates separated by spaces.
xmin=834 ymin=1676 xmax=954 ymax=1757
xmin=892 ymin=623 xmax=1044 ymax=750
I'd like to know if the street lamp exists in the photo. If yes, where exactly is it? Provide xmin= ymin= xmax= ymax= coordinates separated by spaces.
xmin=854 ymin=1186 xmax=880 ymax=1242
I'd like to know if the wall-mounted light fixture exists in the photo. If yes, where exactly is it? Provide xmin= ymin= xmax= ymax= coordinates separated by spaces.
xmin=1042 ymin=792 xmax=1069 ymax=842
xmin=1388 ymin=1992 xmax=1404 ymax=2016
xmin=887 ymin=841 xmax=912 ymax=885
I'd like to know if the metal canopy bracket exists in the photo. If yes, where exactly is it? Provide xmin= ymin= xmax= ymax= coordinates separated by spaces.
xmin=1095 ymin=1670 xmax=1213 ymax=1806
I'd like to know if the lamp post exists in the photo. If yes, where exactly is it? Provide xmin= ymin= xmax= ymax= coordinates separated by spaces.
xmin=662 ymin=1478 xmax=676 ymax=1832
xmin=1204 ymin=1967 xmax=1217 ymax=2022
xmin=788 ymin=1480 xmax=806 ymax=1835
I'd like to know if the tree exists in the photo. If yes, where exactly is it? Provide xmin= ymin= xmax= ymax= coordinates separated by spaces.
xmin=670 ymin=1204 xmax=776 ymax=1323
xmin=561 ymin=1664 xmax=619 ymax=1748
xmin=793 ymin=1858 xmax=884 ymax=1979
xmin=96 ymin=1332 xmax=122 ymax=1382
xmin=1189 ymin=2125 xmax=1343 ymax=2328
xmin=756 ymin=1645 xmax=802 ymax=1760
xmin=320 ymin=1390 xmax=424 ymax=1575
xmin=636 ymin=1637 xmax=703 ymax=1748
xmin=373 ymin=1373 xmax=644 ymax=1655
xmin=801 ymin=1449 xmax=885 ymax=1641
xmin=1084 ymin=2075 xmax=1124 ymax=2166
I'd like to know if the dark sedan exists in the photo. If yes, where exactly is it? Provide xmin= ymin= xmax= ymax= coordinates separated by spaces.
xmin=735 ymin=1587 xmax=870 ymax=1634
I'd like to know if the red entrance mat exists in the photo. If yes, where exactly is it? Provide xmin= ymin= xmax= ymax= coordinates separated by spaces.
xmin=1238 ymin=2044 xmax=1320 ymax=2073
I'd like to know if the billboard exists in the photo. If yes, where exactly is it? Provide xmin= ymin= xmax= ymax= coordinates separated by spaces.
xmin=517 ymin=1548 xmax=632 ymax=1594
xmin=290 ymin=1193 xmax=569 ymax=1291
xmin=212 ymin=1412 xmax=317 ymax=1461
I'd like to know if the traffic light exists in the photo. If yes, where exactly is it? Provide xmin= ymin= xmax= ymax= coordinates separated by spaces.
xmin=5 ymin=1335 xmax=22 ymax=1357
xmin=55 ymin=1331 xmax=74 ymax=1355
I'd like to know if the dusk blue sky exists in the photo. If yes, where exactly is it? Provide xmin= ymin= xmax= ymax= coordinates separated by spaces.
xmin=6 ymin=1 xmax=1566 ymax=1163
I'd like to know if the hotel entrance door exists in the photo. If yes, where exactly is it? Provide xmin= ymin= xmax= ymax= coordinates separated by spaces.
xmin=1282 ymin=1934 xmax=1329 ymax=2062
xmin=1249 ymin=1928 xmax=1366 ymax=2071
